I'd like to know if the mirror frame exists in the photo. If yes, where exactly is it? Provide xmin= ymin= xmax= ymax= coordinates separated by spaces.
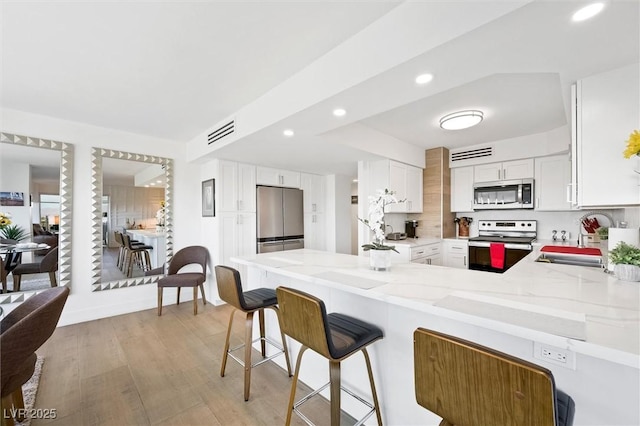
xmin=0 ymin=131 xmax=74 ymax=304
xmin=91 ymin=148 xmax=173 ymax=291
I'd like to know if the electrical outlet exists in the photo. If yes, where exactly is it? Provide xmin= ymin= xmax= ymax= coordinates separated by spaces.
xmin=533 ymin=342 xmax=576 ymax=369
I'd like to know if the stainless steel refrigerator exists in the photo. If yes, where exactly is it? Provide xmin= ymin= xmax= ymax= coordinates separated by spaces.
xmin=257 ymin=185 xmax=304 ymax=253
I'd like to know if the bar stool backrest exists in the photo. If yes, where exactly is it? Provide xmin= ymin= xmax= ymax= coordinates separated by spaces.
xmin=276 ymin=286 xmax=332 ymax=359
xmin=414 ymin=327 xmax=557 ymax=426
xmin=114 ymin=230 xmax=123 ymax=247
xmin=214 ymin=265 xmax=249 ymax=311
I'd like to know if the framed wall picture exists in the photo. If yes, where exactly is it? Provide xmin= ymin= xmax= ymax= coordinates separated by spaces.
xmin=202 ymin=179 xmax=215 ymax=217
xmin=0 ymin=192 xmax=25 ymax=206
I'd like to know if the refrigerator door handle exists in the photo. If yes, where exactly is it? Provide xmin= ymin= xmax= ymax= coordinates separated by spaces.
xmin=262 ymin=241 xmax=283 ymax=246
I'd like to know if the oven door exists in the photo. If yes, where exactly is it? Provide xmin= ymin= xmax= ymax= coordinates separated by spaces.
xmin=468 ymin=242 xmax=531 ymax=273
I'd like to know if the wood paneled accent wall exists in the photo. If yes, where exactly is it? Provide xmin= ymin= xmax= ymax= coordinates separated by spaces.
xmin=407 ymin=147 xmax=456 ymax=239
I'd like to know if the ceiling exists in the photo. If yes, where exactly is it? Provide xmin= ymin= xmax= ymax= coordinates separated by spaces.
xmin=2 ymin=1 xmax=638 ymax=178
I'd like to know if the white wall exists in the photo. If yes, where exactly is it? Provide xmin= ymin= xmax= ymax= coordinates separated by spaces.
xmin=326 ymin=174 xmax=352 ymax=254
xmin=2 ymin=108 xmax=203 ymax=325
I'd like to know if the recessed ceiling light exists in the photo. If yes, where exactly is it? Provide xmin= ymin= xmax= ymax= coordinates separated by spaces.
xmin=352 ymin=179 xmax=358 ymax=183
xmin=149 ymin=182 xmax=155 ymax=186
xmin=283 ymin=129 xmax=294 ymax=137
xmin=156 ymin=180 xmax=162 ymax=183
xmin=439 ymin=110 xmax=484 ymax=130
xmin=415 ymin=73 xmax=433 ymax=85
xmin=572 ymin=2 xmax=605 ymax=22
xmin=333 ymin=108 xmax=346 ymax=117
xmin=145 ymin=185 xmax=149 ymax=188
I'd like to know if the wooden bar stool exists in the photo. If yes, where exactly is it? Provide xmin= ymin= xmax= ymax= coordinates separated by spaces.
xmin=276 ymin=286 xmax=383 ymax=426
xmin=122 ymin=233 xmax=152 ymax=277
xmin=413 ymin=327 xmax=575 ymax=426
xmin=215 ymin=265 xmax=292 ymax=401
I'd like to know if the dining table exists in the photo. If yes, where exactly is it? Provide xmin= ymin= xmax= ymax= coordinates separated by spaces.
xmin=0 ymin=243 xmax=51 ymax=293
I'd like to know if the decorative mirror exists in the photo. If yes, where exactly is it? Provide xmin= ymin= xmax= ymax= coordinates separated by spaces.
xmin=0 ymin=132 xmax=73 ymax=304
xmin=91 ymin=148 xmax=173 ymax=291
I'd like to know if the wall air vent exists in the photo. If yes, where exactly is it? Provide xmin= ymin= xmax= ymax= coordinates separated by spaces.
xmin=207 ymin=120 xmax=235 ymax=145
xmin=450 ymin=146 xmax=493 ymax=162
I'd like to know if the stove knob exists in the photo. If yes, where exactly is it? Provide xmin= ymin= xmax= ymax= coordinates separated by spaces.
xmin=521 ymin=223 xmax=525 ymax=226
xmin=527 ymin=223 xmax=531 ymax=227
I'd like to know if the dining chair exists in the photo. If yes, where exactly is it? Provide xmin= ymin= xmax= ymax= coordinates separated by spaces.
xmin=0 ymin=240 xmax=20 ymax=294
xmin=157 ymin=246 xmax=208 ymax=315
xmin=413 ymin=327 xmax=575 ymax=426
xmin=1 ymin=287 xmax=69 ymax=426
xmin=11 ymin=247 xmax=58 ymax=292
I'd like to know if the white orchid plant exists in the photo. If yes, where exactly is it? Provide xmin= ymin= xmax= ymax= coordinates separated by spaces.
xmin=359 ymin=188 xmax=404 ymax=252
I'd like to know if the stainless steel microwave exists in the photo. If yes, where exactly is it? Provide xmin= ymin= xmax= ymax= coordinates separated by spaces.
xmin=473 ymin=178 xmax=534 ymax=210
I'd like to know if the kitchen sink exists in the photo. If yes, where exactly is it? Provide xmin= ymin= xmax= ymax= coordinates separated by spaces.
xmin=535 ymin=253 xmax=604 ymax=268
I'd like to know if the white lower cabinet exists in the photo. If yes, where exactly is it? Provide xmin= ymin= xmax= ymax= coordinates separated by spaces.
xmin=443 ymin=239 xmax=468 ymax=269
xmin=304 ymin=212 xmax=325 ymax=250
xmin=219 ymin=212 xmax=256 ymax=268
xmin=395 ymin=242 xmax=441 ymax=265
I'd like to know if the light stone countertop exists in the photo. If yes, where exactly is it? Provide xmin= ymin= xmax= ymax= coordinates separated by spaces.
xmin=383 ymin=237 xmax=441 ymax=247
xmin=232 ymin=247 xmax=640 ymax=368
xmin=126 ymin=229 xmax=166 ymax=239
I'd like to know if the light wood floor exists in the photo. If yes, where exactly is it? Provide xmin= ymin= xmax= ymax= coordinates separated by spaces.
xmin=32 ymin=300 xmax=353 ymax=426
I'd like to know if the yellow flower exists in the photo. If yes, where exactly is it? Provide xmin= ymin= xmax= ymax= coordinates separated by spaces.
xmin=0 ymin=212 xmax=12 ymax=228
xmin=623 ymin=130 xmax=640 ymax=158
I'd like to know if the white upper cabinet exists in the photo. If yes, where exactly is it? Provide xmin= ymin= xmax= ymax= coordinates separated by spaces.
xmin=474 ymin=159 xmax=534 ymax=183
xmin=218 ymin=160 xmax=256 ymax=213
xmin=300 ymin=173 xmax=325 ymax=213
xmin=535 ymin=155 xmax=572 ymax=211
xmin=405 ymin=165 xmax=424 ymax=213
xmin=383 ymin=160 xmax=423 ymax=213
xmin=256 ymin=166 xmax=301 ymax=188
xmin=573 ymin=63 xmax=640 ymax=207
xmin=451 ymin=166 xmax=474 ymax=213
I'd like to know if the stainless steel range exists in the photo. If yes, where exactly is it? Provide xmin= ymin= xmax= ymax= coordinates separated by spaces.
xmin=468 ymin=220 xmax=537 ymax=273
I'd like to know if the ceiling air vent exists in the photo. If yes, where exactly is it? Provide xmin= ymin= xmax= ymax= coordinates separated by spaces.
xmin=207 ymin=120 xmax=235 ymax=145
xmin=450 ymin=146 xmax=493 ymax=162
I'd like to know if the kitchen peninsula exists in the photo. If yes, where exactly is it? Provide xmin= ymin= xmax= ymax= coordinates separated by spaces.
xmin=232 ymin=249 xmax=639 ymax=425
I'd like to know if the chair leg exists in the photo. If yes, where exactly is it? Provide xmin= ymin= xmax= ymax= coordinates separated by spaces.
xmin=244 ymin=311 xmax=255 ymax=401
xmin=144 ymin=251 xmax=151 ymax=271
xmin=1 ymin=394 xmax=15 ymax=426
xmin=176 ymin=287 xmax=181 ymax=305
xmin=362 ymin=347 xmax=383 ymax=426
xmin=126 ymin=251 xmax=134 ymax=277
xmin=271 ymin=306 xmax=292 ymax=376
xmin=329 ymin=360 xmax=341 ymax=426
xmin=48 ymin=271 xmax=57 ymax=287
xmin=11 ymin=389 xmax=25 ymax=422
xmin=199 ymin=284 xmax=207 ymax=305
xmin=13 ymin=275 xmax=21 ymax=292
xmin=285 ymin=346 xmax=308 ymax=426
xmin=157 ymin=287 xmax=163 ymax=316
xmin=193 ymin=286 xmax=198 ymax=315
xmin=259 ymin=309 xmax=266 ymax=357
xmin=220 ymin=309 xmax=236 ymax=377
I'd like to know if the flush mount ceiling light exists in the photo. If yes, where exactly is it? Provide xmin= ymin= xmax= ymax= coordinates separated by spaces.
xmin=415 ymin=73 xmax=433 ymax=85
xmin=439 ymin=110 xmax=484 ymax=130
xmin=283 ymin=129 xmax=294 ymax=137
xmin=333 ymin=108 xmax=346 ymax=117
xmin=572 ymin=2 xmax=605 ymax=22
